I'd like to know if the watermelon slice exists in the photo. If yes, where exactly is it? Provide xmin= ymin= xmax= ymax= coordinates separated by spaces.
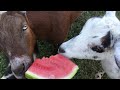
xmin=25 ymin=54 xmax=79 ymax=79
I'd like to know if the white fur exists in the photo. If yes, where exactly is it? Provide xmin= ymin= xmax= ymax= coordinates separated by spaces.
xmin=0 ymin=11 xmax=7 ymax=14
xmin=1 ymin=74 xmax=13 ymax=79
xmin=10 ymin=55 xmax=31 ymax=79
xmin=59 ymin=11 xmax=120 ymax=79
xmin=33 ymin=53 xmax=37 ymax=61
xmin=8 ymin=51 xmax=11 ymax=57
xmin=105 ymin=11 xmax=116 ymax=17
xmin=20 ymin=11 xmax=26 ymax=14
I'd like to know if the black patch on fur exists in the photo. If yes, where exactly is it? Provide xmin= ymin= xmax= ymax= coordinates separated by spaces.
xmin=93 ymin=56 xmax=98 ymax=59
xmin=91 ymin=45 xmax=105 ymax=53
xmin=90 ymin=31 xmax=111 ymax=53
xmin=92 ymin=36 xmax=98 ymax=38
xmin=111 ymin=35 xmax=113 ymax=40
xmin=101 ymin=31 xmax=111 ymax=48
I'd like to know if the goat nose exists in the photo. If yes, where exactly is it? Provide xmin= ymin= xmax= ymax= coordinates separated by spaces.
xmin=59 ymin=47 xmax=65 ymax=53
xmin=12 ymin=63 xmax=25 ymax=76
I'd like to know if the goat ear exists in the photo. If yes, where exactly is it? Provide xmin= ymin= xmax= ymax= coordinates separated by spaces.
xmin=0 ymin=11 xmax=7 ymax=15
xmin=100 ymin=31 xmax=111 ymax=48
xmin=20 ymin=11 xmax=26 ymax=14
xmin=114 ymin=39 xmax=120 ymax=68
xmin=0 ymin=11 xmax=7 ymax=20
xmin=20 ymin=11 xmax=26 ymax=15
xmin=90 ymin=31 xmax=112 ymax=53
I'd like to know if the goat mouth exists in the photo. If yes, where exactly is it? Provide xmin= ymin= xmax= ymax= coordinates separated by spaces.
xmin=19 ymin=64 xmax=25 ymax=75
xmin=11 ymin=56 xmax=33 ymax=79
xmin=58 ymin=53 xmax=72 ymax=59
xmin=12 ymin=64 xmax=25 ymax=79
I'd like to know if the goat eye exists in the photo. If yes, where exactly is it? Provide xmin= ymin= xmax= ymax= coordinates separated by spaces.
xmin=23 ymin=25 xmax=28 ymax=31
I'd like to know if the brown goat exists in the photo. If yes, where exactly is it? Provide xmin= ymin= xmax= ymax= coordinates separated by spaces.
xmin=0 ymin=11 xmax=81 ymax=79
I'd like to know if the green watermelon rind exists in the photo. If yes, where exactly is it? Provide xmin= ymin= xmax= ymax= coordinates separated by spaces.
xmin=25 ymin=66 xmax=79 ymax=79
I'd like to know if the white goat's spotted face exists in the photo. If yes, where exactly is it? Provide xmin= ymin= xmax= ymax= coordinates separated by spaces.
xmin=58 ymin=11 xmax=120 ymax=79
xmin=59 ymin=12 xmax=120 ymax=61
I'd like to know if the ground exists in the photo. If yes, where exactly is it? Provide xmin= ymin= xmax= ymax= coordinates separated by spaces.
xmin=1 ymin=11 xmax=120 ymax=79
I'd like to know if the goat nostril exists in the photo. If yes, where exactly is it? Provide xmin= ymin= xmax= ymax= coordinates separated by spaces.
xmin=13 ymin=64 xmax=25 ymax=75
xmin=59 ymin=47 xmax=65 ymax=53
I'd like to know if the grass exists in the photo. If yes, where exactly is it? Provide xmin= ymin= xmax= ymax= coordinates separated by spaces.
xmin=0 ymin=52 xmax=8 ymax=78
xmin=1 ymin=11 xmax=120 ymax=79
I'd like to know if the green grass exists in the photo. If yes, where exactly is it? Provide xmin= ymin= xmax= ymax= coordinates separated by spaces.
xmin=0 ymin=52 xmax=8 ymax=78
xmin=1 ymin=11 xmax=120 ymax=79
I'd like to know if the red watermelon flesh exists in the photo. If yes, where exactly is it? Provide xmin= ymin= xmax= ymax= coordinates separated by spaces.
xmin=25 ymin=54 xmax=79 ymax=79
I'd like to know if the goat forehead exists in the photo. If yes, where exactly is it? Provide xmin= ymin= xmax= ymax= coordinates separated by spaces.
xmin=0 ymin=15 xmax=27 ymax=35
xmin=1 ymin=12 xmax=26 ymax=24
xmin=0 ymin=17 xmax=28 ymax=53
xmin=10 ymin=55 xmax=30 ymax=63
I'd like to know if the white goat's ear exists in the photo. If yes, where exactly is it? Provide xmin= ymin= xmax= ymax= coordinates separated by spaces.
xmin=0 ymin=11 xmax=7 ymax=14
xmin=114 ymin=39 xmax=120 ymax=68
xmin=105 ymin=11 xmax=116 ymax=17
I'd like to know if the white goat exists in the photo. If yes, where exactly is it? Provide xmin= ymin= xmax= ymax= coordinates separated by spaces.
xmin=59 ymin=11 xmax=120 ymax=79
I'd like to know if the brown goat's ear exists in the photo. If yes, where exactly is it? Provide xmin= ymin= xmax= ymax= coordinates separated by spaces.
xmin=0 ymin=11 xmax=7 ymax=15
xmin=19 ymin=11 xmax=26 ymax=16
xmin=0 ymin=11 xmax=7 ymax=20
xmin=6 ymin=11 xmax=26 ymax=16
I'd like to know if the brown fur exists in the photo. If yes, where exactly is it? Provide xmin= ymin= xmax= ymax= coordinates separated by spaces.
xmin=0 ymin=12 xmax=36 ymax=58
xmin=0 ymin=11 xmax=81 ymax=79
xmin=27 ymin=11 xmax=81 ymax=44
